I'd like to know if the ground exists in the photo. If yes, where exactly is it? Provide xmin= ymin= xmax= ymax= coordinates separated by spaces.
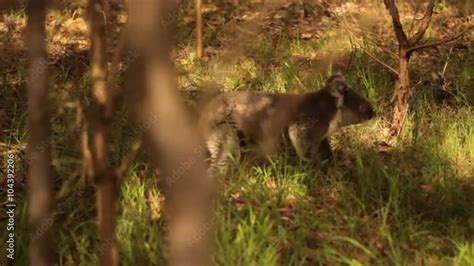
xmin=0 ymin=0 xmax=473 ymax=265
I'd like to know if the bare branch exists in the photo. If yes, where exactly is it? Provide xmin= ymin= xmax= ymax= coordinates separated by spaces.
xmin=346 ymin=36 xmax=399 ymax=76
xmin=87 ymin=0 xmax=119 ymax=265
xmin=334 ymin=8 xmax=399 ymax=60
xmin=80 ymin=109 xmax=94 ymax=181
xmin=408 ymin=0 xmax=436 ymax=45
xmin=195 ymin=0 xmax=203 ymax=57
xmin=327 ymin=4 xmax=399 ymax=72
xmin=407 ymin=25 xmax=472 ymax=54
xmin=383 ymin=0 xmax=409 ymax=48
xmin=127 ymin=0 xmax=215 ymax=264
xmin=117 ymin=138 xmax=143 ymax=178
xmin=26 ymin=0 xmax=54 ymax=264
xmin=359 ymin=46 xmax=400 ymax=76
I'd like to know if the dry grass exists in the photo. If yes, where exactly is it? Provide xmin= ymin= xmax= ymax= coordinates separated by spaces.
xmin=1 ymin=1 xmax=473 ymax=265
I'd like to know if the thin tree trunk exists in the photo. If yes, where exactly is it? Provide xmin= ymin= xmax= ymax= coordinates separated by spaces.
xmin=87 ymin=0 xmax=118 ymax=265
xmin=383 ymin=0 xmax=435 ymax=144
xmin=385 ymin=0 xmax=469 ymax=144
xmin=127 ymin=0 xmax=215 ymax=264
xmin=26 ymin=0 xmax=54 ymax=265
xmin=389 ymin=50 xmax=411 ymax=139
xmin=196 ymin=0 xmax=203 ymax=58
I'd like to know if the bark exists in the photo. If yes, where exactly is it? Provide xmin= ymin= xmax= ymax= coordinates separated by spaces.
xmin=384 ymin=0 xmax=409 ymax=48
xmin=126 ymin=0 xmax=214 ymax=265
xmin=87 ymin=0 xmax=118 ymax=265
xmin=26 ymin=0 xmax=54 ymax=265
xmin=196 ymin=0 xmax=203 ymax=58
xmin=389 ymin=50 xmax=411 ymax=139
xmin=383 ymin=0 xmax=435 ymax=143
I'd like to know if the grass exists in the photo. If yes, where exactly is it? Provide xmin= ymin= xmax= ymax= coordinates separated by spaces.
xmin=1 ymin=1 xmax=473 ymax=265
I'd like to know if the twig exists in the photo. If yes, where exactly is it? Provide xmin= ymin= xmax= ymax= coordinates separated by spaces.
xmin=383 ymin=0 xmax=409 ymax=47
xmin=408 ymin=0 xmax=435 ymax=45
xmin=407 ymin=26 xmax=472 ymax=54
xmin=354 ymin=41 xmax=400 ymax=76
xmin=328 ymin=4 xmax=399 ymax=76
xmin=117 ymin=138 xmax=143 ymax=179
xmin=362 ymin=49 xmax=399 ymax=76
xmin=79 ymin=105 xmax=94 ymax=182
xmin=344 ymin=11 xmax=398 ymax=59
xmin=441 ymin=46 xmax=454 ymax=78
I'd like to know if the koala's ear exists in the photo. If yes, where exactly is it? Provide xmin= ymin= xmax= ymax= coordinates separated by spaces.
xmin=326 ymin=73 xmax=346 ymax=95
xmin=326 ymin=73 xmax=346 ymax=85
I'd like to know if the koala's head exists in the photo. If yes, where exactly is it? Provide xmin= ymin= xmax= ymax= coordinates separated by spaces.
xmin=325 ymin=74 xmax=375 ymax=126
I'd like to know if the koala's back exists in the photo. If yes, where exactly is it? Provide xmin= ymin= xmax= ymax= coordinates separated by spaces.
xmin=200 ymin=91 xmax=302 ymax=142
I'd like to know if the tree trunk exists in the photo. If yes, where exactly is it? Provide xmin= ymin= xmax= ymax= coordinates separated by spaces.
xmin=383 ymin=0 xmax=435 ymax=144
xmin=389 ymin=50 xmax=411 ymax=142
xmin=87 ymin=0 xmax=118 ymax=265
xmin=26 ymin=0 xmax=54 ymax=265
xmin=126 ymin=0 xmax=215 ymax=264
xmin=196 ymin=0 xmax=203 ymax=58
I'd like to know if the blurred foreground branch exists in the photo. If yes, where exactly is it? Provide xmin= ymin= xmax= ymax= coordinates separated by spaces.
xmin=26 ymin=0 xmax=54 ymax=265
xmin=87 ymin=0 xmax=119 ymax=264
xmin=126 ymin=0 xmax=215 ymax=264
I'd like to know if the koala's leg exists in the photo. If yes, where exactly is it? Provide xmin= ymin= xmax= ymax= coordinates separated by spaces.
xmin=252 ymin=134 xmax=280 ymax=165
xmin=317 ymin=138 xmax=334 ymax=162
xmin=206 ymin=123 xmax=241 ymax=177
xmin=288 ymin=122 xmax=312 ymax=162
xmin=289 ymin=120 xmax=330 ymax=165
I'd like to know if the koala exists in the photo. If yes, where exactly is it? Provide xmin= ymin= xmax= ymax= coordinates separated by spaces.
xmin=199 ymin=74 xmax=374 ymax=175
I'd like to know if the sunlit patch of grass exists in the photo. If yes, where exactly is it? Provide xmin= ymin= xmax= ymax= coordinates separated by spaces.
xmin=438 ymin=109 xmax=474 ymax=176
xmin=452 ymin=241 xmax=474 ymax=265
xmin=215 ymin=208 xmax=280 ymax=265
xmin=117 ymin=166 xmax=166 ymax=265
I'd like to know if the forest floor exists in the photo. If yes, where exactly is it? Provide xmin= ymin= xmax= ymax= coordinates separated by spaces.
xmin=1 ymin=1 xmax=474 ymax=265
